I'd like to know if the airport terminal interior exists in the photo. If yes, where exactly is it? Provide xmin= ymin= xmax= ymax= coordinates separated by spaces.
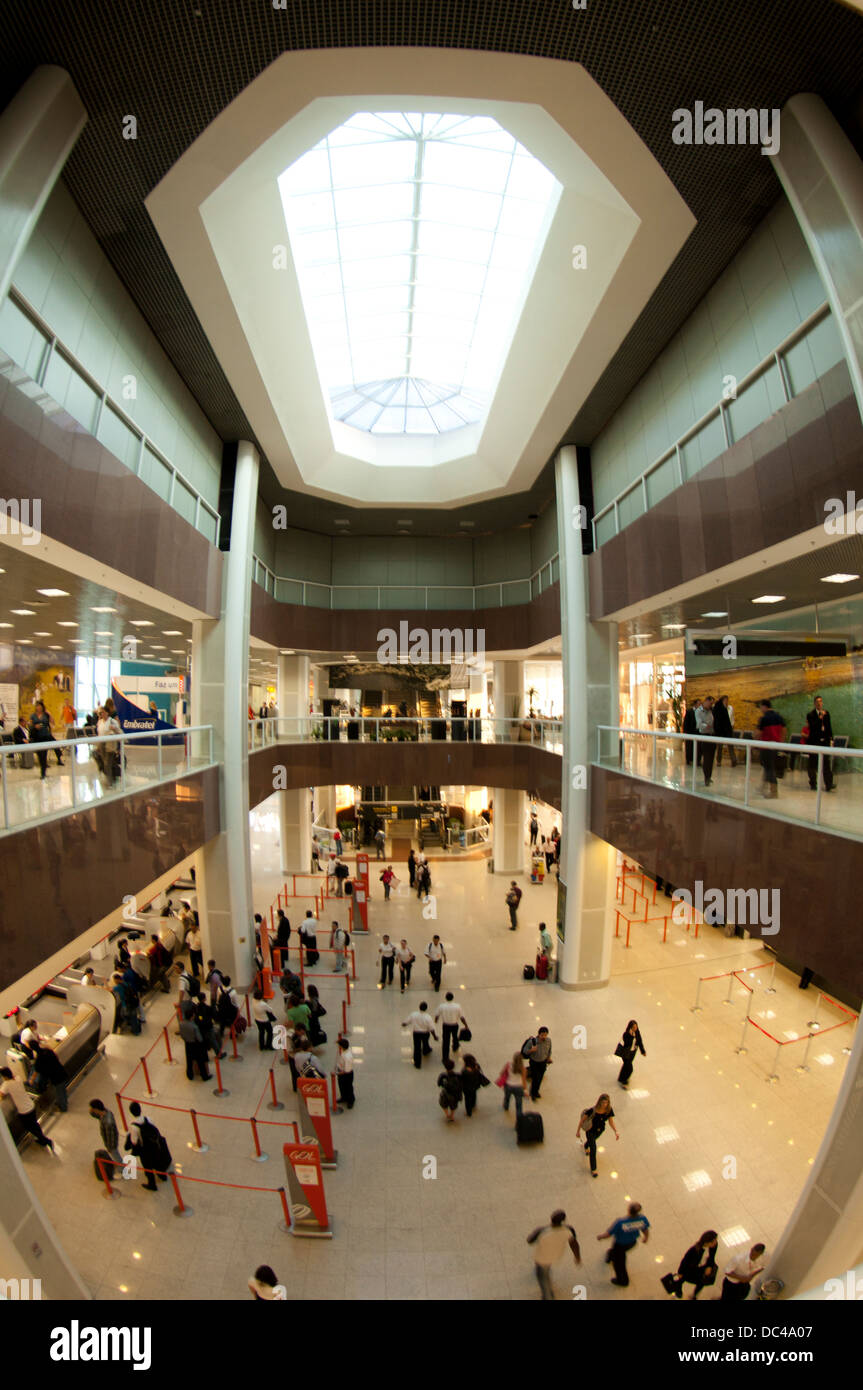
xmin=1 ymin=0 xmax=862 ymax=1310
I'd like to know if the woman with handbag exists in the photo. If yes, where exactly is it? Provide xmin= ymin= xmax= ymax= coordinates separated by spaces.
xmin=576 ymin=1094 xmax=619 ymax=1177
xmin=615 ymin=1019 xmax=646 ymax=1089
xmin=497 ymin=1051 xmax=529 ymax=1119
xmin=305 ymin=984 xmax=328 ymax=1046
xmin=458 ymin=1054 xmax=490 ymax=1117
xmin=662 ymin=1231 xmax=719 ymax=1300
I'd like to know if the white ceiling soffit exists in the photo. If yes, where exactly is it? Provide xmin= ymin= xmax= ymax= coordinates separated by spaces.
xmin=147 ymin=49 xmax=695 ymax=508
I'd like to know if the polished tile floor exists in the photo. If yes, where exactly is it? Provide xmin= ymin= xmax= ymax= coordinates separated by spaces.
xmin=0 ymin=743 xmax=198 ymax=830
xmin=18 ymin=822 xmax=854 ymax=1302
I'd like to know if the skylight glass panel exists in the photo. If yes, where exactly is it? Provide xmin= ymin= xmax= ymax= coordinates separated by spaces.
xmin=278 ymin=111 xmax=559 ymax=437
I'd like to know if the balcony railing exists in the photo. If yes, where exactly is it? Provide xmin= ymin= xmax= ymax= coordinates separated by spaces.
xmin=0 ymin=288 xmax=221 ymax=545
xmin=0 ymin=725 xmax=216 ymax=834
xmin=248 ymin=715 xmax=564 ymax=755
xmin=250 ymin=555 xmax=560 ymax=610
xmin=596 ymin=725 xmax=863 ymax=839
xmin=592 ymin=303 xmax=833 ymax=548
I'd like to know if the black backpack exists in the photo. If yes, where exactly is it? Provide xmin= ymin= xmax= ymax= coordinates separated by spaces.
xmin=216 ymin=989 xmax=238 ymax=1026
xmin=521 ymin=1035 xmax=537 ymax=1058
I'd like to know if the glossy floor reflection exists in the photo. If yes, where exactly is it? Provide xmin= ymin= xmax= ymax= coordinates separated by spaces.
xmin=1 ymin=745 xmax=204 ymax=830
xmin=18 ymin=826 xmax=854 ymax=1302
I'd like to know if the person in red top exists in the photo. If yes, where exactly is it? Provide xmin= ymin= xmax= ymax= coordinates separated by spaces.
xmin=756 ymin=700 xmax=786 ymax=799
xmin=380 ymin=865 xmax=396 ymax=900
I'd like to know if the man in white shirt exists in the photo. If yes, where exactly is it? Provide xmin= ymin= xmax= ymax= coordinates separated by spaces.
xmin=335 ymin=1038 xmax=355 ymax=1110
xmin=526 ymin=1210 xmax=580 ymax=1300
xmin=326 ymin=855 xmax=338 ymax=895
xmin=186 ymin=924 xmax=203 ymax=978
xmin=378 ymin=934 xmax=396 ymax=988
xmin=395 ymin=940 xmax=415 ymax=994
xmin=425 ymin=935 xmax=446 ymax=993
xmin=0 ymin=1066 xmax=54 ymax=1150
xmin=402 ymin=1001 xmax=438 ymax=1069
xmin=721 ymin=1243 xmax=766 ymax=1301
xmin=435 ymin=992 xmax=467 ymax=1062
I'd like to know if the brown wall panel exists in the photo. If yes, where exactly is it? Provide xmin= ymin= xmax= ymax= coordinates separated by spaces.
xmin=590 ymin=766 xmax=863 ymax=1003
xmin=249 ymin=743 xmax=563 ymax=812
xmin=588 ymin=362 xmax=863 ymax=619
xmin=0 ymin=767 xmax=221 ymax=992
xmin=0 ymin=373 xmax=223 ymax=617
xmin=250 ymin=583 xmax=561 ymax=652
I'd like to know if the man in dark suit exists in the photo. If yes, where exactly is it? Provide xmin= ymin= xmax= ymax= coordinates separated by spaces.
xmin=806 ymin=696 xmax=834 ymax=792
xmin=682 ymin=699 xmax=700 ymax=766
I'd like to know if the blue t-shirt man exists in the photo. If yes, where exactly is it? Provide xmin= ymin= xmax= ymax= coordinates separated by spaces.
xmin=609 ymin=1212 xmax=650 ymax=1248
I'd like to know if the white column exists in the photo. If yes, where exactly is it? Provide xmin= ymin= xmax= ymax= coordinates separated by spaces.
xmin=0 ymin=67 xmax=86 ymax=302
xmin=765 ymin=1008 xmax=863 ymax=1295
xmin=277 ymin=653 xmax=311 ymax=873
xmin=555 ymin=445 xmax=618 ymax=990
xmin=190 ymin=441 xmax=259 ymax=986
xmin=771 ymin=93 xmax=863 ymax=424
xmin=492 ymin=785 xmax=526 ymax=875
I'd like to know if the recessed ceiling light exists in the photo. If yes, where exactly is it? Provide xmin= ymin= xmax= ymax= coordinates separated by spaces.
xmin=0 ymin=568 xmax=4 ymax=574
xmin=94 ymin=630 xmax=113 ymax=636
xmin=37 ymin=588 xmax=69 ymax=597
xmin=701 ymin=610 xmax=728 ymax=618
xmin=279 ymin=649 xmax=295 ymax=655
xmin=34 ymin=631 xmax=51 ymax=637
xmin=662 ymin=623 xmax=686 ymax=630
xmin=751 ymin=595 xmax=785 ymax=604
xmin=171 ymin=649 xmax=185 ymax=654
xmin=69 ymin=638 xmax=81 ymax=643
xmin=630 ymin=633 xmax=652 ymax=639
xmin=57 ymin=621 xmax=78 ymax=628
xmin=820 ymin=573 xmax=859 ymax=584
xmin=11 ymin=609 xmax=35 ymax=616
xmin=162 ymin=630 xmax=182 ymax=636
xmin=150 ymin=644 xmax=166 ymax=649
xmin=129 ymin=619 xmax=154 ymax=627
xmin=18 ymin=639 xmax=32 ymax=645
xmin=0 ymin=622 xmax=12 ymax=629
xmin=91 ymin=606 xmax=116 ymax=613
xmin=48 ymin=645 xmax=62 ymax=650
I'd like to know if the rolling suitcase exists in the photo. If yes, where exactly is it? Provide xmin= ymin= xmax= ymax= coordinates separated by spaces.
xmin=535 ymin=954 xmax=549 ymax=981
xmin=516 ymin=1111 xmax=544 ymax=1145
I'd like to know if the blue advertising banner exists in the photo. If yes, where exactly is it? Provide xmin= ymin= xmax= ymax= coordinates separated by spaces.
xmin=111 ymin=681 xmax=184 ymax=746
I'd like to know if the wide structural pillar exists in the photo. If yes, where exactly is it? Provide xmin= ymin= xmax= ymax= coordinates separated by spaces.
xmin=555 ymin=445 xmax=618 ymax=990
xmin=766 ymin=1014 xmax=863 ymax=1297
xmin=491 ymin=660 xmax=525 ymax=874
xmin=278 ymin=653 xmax=311 ymax=873
xmin=771 ymin=93 xmax=863 ymax=424
xmin=191 ymin=441 xmax=259 ymax=987
xmin=0 ymin=67 xmax=86 ymax=301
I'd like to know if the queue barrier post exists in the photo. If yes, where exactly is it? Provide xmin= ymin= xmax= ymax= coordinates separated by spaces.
xmin=691 ymin=977 xmax=703 ymax=1013
xmin=614 ymin=910 xmax=621 ymax=939
xmin=734 ymin=1015 xmax=749 ymax=1054
xmin=189 ymin=1108 xmax=209 ymax=1153
xmin=140 ymin=1055 xmax=158 ymax=1099
xmin=228 ymin=1025 xmax=244 ymax=1063
xmin=115 ymin=1091 xmax=128 ymax=1131
xmin=278 ymin=1185 xmax=292 ymax=1234
xmin=97 ymin=1155 xmax=118 ymax=1200
xmin=331 ymin=1072 xmax=339 ymax=1113
xmin=162 ymin=1027 xmax=180 ymax=1067
xmin=350 ymin=948 xmax=356 ymax=980
xmin=796 ymin=1032 xmax=814 ymax=1073
xmin=170 ymin=1171 xmax=192 ymax=1218
xmin=725 ymin=972 xmax=736 ymax=1005
xmin=768 ymin=1041 xmax=782 ymax=1084
xmin=765 ymin=959 xmax=778 ymax=995
xmin=267 ymin=1068 xmax=284 ymax=1112
xmin=806 ymin=994 xmax=823 ymax=1031
xmin=250 ymin=1117 xmax=268 ymax=1163
xmin=661 ymin=915 xmax=669 ymax=944
xmin=346 ymin=973 xmax=352 ymax=1005
xmin=245 ymin=995 xmax=252 ymax=1025
xmin=212 ymin=1054 xmax=229 ymax=1098
xmin=341 ymin=1000 xmax=348 ymax=1034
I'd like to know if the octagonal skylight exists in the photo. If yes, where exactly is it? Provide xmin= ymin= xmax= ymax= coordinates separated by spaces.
xmin=278 ymin=112 xmax=559 ymax=437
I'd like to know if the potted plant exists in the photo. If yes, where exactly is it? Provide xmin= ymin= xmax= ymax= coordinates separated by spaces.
xmin=527 ymin=686 xmax=539 ymax=718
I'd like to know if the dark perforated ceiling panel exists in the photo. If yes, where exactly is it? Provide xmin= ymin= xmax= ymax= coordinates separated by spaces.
xmin=1 ymin=0 xmax=861 ymax=529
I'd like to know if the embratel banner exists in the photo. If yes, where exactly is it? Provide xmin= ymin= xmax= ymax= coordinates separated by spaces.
xmin=111 ymin=680 xmax=184 ymax=746
xmin=282 ymin=1142 xmax=331 ymax=1236
xmin=297 ymin=1076 xmax=336 ymax=1165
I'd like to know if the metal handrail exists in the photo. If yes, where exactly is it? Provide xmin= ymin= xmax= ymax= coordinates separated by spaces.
xmin=248 ymin=715 xmax=564 ymax=751
xmin=591 ymin=303 xmax=832 ymax=547
xmin=595 ymin=724 xmax=858 ymax=829
xmin=0 ymin=723 xmax=216 ymax=833
xmin=4 ymin=287 xmax=220 ymax=538
xmin=250 ymin=554 xmax=560 ymax=610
